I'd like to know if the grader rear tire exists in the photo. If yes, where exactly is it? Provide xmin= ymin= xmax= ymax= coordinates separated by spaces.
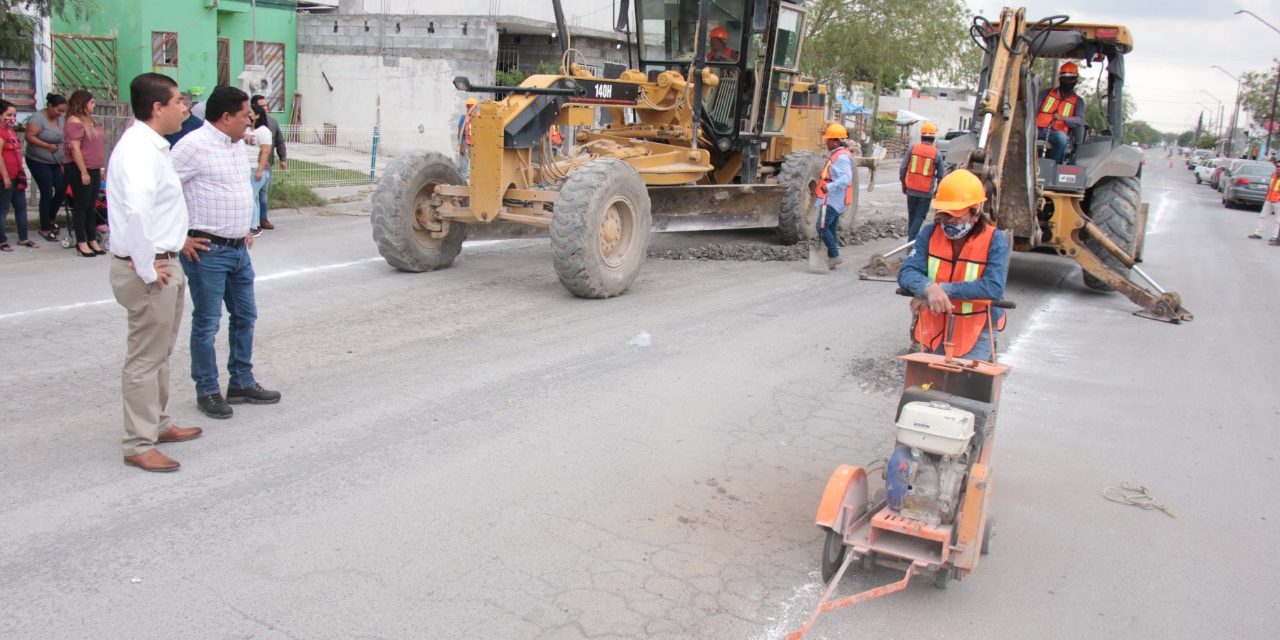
xmin=371 ymin=151 xmax=468 ymax=272
xmin=1081 ymin=176 xmax=1140 ymax=292
xmin=777 ymin=151 xmax=824 ymax=245
xmin=551 ymin=159 xmax=652 ymax=298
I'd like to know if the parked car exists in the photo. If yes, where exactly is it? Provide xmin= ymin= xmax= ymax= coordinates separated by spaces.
xmin=1222 ymin=161 xmax=1274 ymax=208
xmin=1187 ymin=149 xmax=1213 ymax=169
xmin=1210 ymin=163 xmax=1228 ymax=189
xmin=1195 ymin=158 xmax=1225 ymax=184
xmin=1220 ymin=159 xmax=1261 ymax=193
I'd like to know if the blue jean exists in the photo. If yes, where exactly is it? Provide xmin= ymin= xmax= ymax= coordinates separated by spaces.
xmin=180 ymin=243 xmax=258 ymax=396
xmin=931 ymin=329 xmax=993 ymax=361
xmin=906 ymin=195 xmax=931 ymax=241
xmin=258 ymin=167 xmax=272 ymax=223
xmin=1038 ymin=127 xmax=1070 ymax=163
xmin=818 ymin=205 xmax=842 ymax=258
xmin=250 ymin=167 xmax=271 ymax=228
xmin=0 ymin=181 xmax=29 ymax=243
xmin=26 ymin=160 xmax=65 ymax=232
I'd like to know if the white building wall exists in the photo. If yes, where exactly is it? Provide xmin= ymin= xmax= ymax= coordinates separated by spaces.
xmin=340 ymin=0 xmax=618 ymax=33
xmin=879 ymin=94 xmax=975 ymax=140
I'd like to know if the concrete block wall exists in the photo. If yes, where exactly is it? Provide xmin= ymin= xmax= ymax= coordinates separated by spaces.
xmin=298 ymin=14 xmax=498 ymax=156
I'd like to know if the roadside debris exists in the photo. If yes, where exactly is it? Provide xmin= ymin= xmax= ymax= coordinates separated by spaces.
xmin=649 ymin=220 xmax=906 ymax=261
xmin=1103 ymin=482 xmax=1176 ymax=518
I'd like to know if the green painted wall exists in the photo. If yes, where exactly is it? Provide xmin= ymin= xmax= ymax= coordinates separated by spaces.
xmin=53 ymin=0 xmax=296 ymax=116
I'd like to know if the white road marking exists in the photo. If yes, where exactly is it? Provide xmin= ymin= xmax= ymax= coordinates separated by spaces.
xmin=0 ymin=239 xmax=539 ymax=321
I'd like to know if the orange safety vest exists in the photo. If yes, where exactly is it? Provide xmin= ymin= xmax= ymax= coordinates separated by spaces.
xmin=1268 ymin=172 xmax=1280 ymax=203
xmin=707 ymin=48 xmax=738 ymax=62
xmin=903 ymin=143 xmax=938 ymax=193
xmin=1035 ymin=88 xmax=1080 ymax=133
xmin=815 ymin=147 xmax=854 ymax=206
xmin=913 ymin=222 xmax=1005 ymax=356
xmin=460 ymin=109 xmax=475 ymax=146
xmin=549 ymin=125 xmax=563 ymax=145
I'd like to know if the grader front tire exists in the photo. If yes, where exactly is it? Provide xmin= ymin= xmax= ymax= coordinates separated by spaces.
xmin=550 ymin=159 xmax=652 ymax=299
xmin=777 ymin=151 xmax=824 ymax=245
xmin=371 ymin=151 xmax=468 ymax=272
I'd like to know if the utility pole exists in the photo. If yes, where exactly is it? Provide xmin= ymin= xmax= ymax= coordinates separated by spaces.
xmin=1213 ymin=65 xmax=1242 ymax=156
xmin=1268 ymin=63 xmax=1279 ymax=157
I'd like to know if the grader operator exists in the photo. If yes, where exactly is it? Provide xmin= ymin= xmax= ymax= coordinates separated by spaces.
xmin=372 ymin=0 xmax=845 ymax=298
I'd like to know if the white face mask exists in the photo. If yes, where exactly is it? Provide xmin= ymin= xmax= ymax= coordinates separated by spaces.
xmin=942 ymin=219 xmax=974 ymax=239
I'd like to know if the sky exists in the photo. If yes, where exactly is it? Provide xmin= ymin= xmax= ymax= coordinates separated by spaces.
xmin=967 ymin=0 xmax=1280 ymax=134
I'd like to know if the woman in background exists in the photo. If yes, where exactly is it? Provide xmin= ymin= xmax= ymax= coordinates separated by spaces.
xmin=65 ymin=89 xmax=106 ymax=257
xmin=246 ymin=102 xmax=273 ymax=237
xmin=25 ymin=93 xmax=67 ymax=243
xmin=1 ymin=99 xmax=36 ymax=251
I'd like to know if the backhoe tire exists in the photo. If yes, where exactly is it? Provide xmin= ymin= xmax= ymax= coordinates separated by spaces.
xmin=777 ymin=151 xmax=825 ymax=245
xmin=1081 ymin=176 xmax=1140 ymax=292
xmin=551 ymin=159 xmax=652 ymax=298
xmin=371 ymin=151 xmax=468 ymax=272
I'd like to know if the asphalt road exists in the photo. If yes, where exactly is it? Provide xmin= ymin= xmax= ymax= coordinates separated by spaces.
xmin=1 ymin=157 xmax=1276 ymax=639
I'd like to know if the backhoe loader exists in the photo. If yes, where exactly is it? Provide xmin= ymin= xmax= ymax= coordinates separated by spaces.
xmin=860 ymin=7 xmax=1192 ymax=323
xmin=372 ymin=0 xmax=846 ymax=298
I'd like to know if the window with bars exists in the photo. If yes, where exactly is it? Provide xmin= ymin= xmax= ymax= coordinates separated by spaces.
xmin=152 ymin=32 xmax=178 ymax=67
xmin=244 ymin=41 xmax=286 ymax=112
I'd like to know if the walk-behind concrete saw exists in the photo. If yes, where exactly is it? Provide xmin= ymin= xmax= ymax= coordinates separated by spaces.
xmin=788 ymin=294 xmax=1015 ymax=639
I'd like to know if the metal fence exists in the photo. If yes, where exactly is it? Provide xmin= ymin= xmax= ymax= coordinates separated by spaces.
xmin=276 ymin=124 xmax=398 ymax=187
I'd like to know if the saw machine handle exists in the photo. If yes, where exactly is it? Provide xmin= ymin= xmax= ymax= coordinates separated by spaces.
xmin=895 ymin=288 xmax=1016 ymax=309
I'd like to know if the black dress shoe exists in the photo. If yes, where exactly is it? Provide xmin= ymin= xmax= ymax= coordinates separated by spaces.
xmin=197 ymin=393 xmax=234 ymax=419
xmin=227 ymin=383 xmax=281 ymax=405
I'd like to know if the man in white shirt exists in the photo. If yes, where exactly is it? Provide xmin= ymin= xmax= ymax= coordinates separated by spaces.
xmin=173 ymin=85 xmax=281 ymax=420
xmin=107 ymin=73 xmax=204 ymax=472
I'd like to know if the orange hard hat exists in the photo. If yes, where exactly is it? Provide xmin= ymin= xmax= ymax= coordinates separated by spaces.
xmin=710 ymin=26 xmax=729 ymax=40
xmin=465 ymin=98 xmax=478 ymax=107
xmin=921 ymin=122 xmax=938 ymax=135
xmin=931 ymin=169 xmax=987 ymax=212
xmin=1059 ymin=61 xmax=1080 ymax=77
xmin=822 ymin=122 xmax=848 ymax=140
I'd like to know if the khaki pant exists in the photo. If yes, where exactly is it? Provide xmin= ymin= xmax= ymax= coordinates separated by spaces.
xmin=1256 ymin=200 xmax=1280 ymax=238
xmin=110 ymin=257 xmax=186 ymax=456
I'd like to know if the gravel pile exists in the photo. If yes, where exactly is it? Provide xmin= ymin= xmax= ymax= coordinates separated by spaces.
xmin=649 ymin=219 xmax=907 ymax=262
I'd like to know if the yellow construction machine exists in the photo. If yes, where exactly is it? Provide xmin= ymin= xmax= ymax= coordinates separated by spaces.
xmin=372 ymin=0 xmax=848 ymax=298
xmin=860 ymin=7 xmax=1192 ymax=323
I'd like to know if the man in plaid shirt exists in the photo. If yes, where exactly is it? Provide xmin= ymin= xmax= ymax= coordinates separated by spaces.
xmin=173 ymin=85 xmax=281 ymax=419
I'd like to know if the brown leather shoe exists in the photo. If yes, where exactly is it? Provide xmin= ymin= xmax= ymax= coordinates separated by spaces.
xmin=123 ymin=449 xmax=180 ymax=472
xmin=158 ymin=425 xmax=203 ymax=443
xmin=259 ymin=219 xmax=275 ymax=230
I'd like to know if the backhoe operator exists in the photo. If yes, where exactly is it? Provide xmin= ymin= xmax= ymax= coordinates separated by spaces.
xmin=898 ymin=169 xmax=1009 ymax=361
xmin=1036 ymin=61 xmax=1085 ymax=164
xmin=707 ymin=27 xmax=737 ymax=62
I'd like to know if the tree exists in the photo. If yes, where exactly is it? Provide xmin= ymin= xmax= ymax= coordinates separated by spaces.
xmin=1123 ymin=120 xmax=1163 ymax=146
xmin=0 ymin=1 xmax=95 ymax=65
xmin=801 ymin=0 xmax=976 ymax=93
xmin=1194 ymin=134 xmax=1220 ymax=150
xmin=1239 ymin=66 xmax=1279 ymax=127
xmin=1176 ymin=130 xmax=1195 ymax=147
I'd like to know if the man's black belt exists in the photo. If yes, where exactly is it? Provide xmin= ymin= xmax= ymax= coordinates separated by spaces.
xmin=188 ymin=229 xmax=245 ymax=247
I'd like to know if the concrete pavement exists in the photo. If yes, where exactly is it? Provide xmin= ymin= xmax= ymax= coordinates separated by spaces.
xmin=0 ymin=157 xmax=1276 ymax=639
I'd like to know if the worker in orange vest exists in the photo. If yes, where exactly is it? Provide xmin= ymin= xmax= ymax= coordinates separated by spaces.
xmin=897 ymin=169 xmax=1009 ymax=361
xmin=1251 ymin=157 xmax=1280 ymax=243
xmin=899 ymin=122 xmax=946 ymax=241
xmin=457 ymin=97 xmax=478 ymax=174
xmin=1036 ymin=61 xmax=1086 ymax=164
xmin=549 ymin=125 xmax=564 ymax=156
xmin=707 ymin=26 xmax=737 ymax=62
xmin=814 ymin=122 xmax=854 ymax=269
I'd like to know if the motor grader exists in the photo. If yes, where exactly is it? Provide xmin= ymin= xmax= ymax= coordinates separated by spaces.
xmin=861 ymin=7 xmax=1192 ymax=323
xmin=371 ymin=0 xmax=849 ymax=298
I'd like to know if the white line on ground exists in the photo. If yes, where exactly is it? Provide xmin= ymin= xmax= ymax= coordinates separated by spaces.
xmin=0 ymin=239 xmax=539 ymax=321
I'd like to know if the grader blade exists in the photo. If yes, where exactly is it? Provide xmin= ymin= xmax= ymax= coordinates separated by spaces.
xmin=647 ymin=184 xmax=786 ymax=232
xmin=857 ymin=241 xmax=913 ymax=282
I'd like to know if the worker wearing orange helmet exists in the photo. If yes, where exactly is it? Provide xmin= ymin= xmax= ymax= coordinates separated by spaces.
xmin=457 ymin=97 xmax=479 ymax=175
xmin=707 ymin=26 xmax=737 ymax=62
xmin=899 ymin=121 xmax=947 ymax=241
xmin=1036 ymin=61 xmax=1086 ymax=164
xmin=897 ymin=169 xmax=1009 ymax=361
xmin=814 ymin=122 xmax=854 ymax=268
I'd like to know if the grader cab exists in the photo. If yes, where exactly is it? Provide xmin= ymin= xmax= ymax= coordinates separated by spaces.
xmin=371 ymin=0 xmax=849 ymax=298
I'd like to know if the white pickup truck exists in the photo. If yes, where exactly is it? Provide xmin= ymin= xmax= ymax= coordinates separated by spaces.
xmin=1194 ymin=157 xmax=1225 ymax=184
